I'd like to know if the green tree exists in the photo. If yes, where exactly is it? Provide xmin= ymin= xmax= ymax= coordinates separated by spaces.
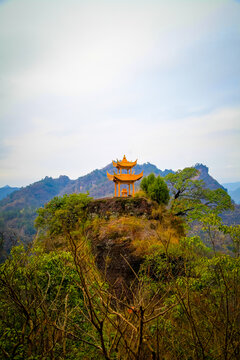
xmin=165 ymin=167 xmax=232 ymax=219
xmin=35 ymin=193 xmax=92 ymax=236
xmin=140 ymin=174 xmax=170 ymax=205
xmin=0 ymin=245 xmax=100 ymax=359
xmin=139 ymin=233 xmax=240 ymax=360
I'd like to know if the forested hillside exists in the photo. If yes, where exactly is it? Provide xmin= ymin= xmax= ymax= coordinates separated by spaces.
xmin=0 ymin=173 xmax=239 ymax=359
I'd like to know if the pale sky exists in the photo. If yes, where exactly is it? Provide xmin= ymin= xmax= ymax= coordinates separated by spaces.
xmin=0 ymin=0 xmax=240 ymax=187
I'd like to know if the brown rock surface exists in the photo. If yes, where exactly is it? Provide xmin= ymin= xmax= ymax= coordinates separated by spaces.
xmin=86 ymin=196 xmax=156 ymax=219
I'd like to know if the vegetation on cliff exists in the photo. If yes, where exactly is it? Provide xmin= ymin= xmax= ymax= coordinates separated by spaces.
xmin=0 ymin=170 xmax=239 ymax=359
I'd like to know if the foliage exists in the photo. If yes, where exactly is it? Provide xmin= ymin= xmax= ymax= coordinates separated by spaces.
xmin=0 ymin=192 xmax=240 ymax=359
xmin=0 ymin=246 xmax=100 ymax=359
xmin=165 ymin=167 xmax=233 ymax=220
xmin=0 ymin=207 xmax=36 ymax=262
xmin=140 ymin=173 xmax=170 ymax=205
xmin=139 ymin=237 xmax=240 ymax=359
xmin=35 ymin=193 xmax=92 ymax=248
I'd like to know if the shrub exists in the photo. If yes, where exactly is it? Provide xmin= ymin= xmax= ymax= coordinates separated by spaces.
xmin=140 ymin=174 xmax=170 ymax=205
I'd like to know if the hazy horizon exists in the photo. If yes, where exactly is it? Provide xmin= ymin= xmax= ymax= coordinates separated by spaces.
xmin=1 ymin=0 xmax=240 ymax=187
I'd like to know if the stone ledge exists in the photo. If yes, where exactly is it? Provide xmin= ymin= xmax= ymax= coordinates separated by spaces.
xmin=86 ymin=196 xmax=156 ymax=219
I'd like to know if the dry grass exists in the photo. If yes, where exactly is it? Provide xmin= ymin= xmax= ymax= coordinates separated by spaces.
xmin=93 ymin=208 xmax=184 ymax=257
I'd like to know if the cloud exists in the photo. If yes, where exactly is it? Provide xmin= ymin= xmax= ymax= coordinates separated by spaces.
xmin=0 ymin=0 xmax=240 ymax=186
xmin=1 ymin=106 xmax=239 ymax=186
xmin=1 ymin=0 xmax=237 ymax=100
xmin=138 ymin=107 xmax=240 ymax=182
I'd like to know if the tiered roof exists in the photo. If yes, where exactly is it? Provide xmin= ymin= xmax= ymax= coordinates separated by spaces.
xmin=112 ymin=155 xmax=137 ymax=170
xmin=107 ymin=171 xmax=143 ymax=183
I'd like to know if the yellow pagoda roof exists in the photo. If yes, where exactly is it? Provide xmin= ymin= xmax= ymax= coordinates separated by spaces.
xmin=107 ymin=171 xmax=143 ymax=183
xmin=107 ymin=172 xmax=114 ymax=181
xmin=112 ymin=155 xmax=137 ymax=169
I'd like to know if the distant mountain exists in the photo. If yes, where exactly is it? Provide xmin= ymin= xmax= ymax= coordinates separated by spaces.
xmin=194 ymin=164 xmax=227 ymax=191
xmin=0 ymin=175 xmax=72 ymax=212
xmin=222 ymin=182 xmax=240 ymax=192
xmin=0 ymin=162 xmax=238 ymax=261
xmin=0 ymin=185 xmax=19 ymax=200
xmin=222 ymin=182 xmax=240 ymax=204
xmin=228 ymin=188 xmax=240 ymax=204
xmin=0 ymin=163 xmax=226 ymax=213
xmin=0 ymin=163 xmax=172 ymax=214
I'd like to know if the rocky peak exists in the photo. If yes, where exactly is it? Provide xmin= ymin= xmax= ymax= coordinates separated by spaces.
xmin=194 ymin=163 xmax=209 ymax=174
xmin=194 ymin=163 xmax=225 ymax=191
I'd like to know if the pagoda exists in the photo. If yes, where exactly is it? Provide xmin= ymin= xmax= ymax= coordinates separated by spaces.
xmin=107 ymin=155 xmax=143 ymax=197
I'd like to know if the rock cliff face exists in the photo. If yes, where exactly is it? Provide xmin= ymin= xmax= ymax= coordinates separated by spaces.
xmin=85 ymin=197 xmax=184 ymax=297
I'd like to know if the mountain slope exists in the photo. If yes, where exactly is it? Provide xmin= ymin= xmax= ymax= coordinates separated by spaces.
xmin=0 ymin=185 xmax=19 ymax=200
xmin=0 ymin=175 xmax=72 ymax=212
xmin=194 ymin=164 xmax=227 ymax=191
xmin=222 ymin=182 xmax=240 ymax=192
xmin=228 ymin=188 xmax=240 ymax=204
xmin=222 ymin=182 xmax=240 ymax=204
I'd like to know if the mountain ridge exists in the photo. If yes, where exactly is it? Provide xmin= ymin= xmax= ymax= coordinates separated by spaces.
xmin=0 ymin=185 xmax=20 ymax=201
xmin=0 ymin=162 xmax=174 ymax=210
xmin=0 ymin=162 xmax=227 ymax=207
